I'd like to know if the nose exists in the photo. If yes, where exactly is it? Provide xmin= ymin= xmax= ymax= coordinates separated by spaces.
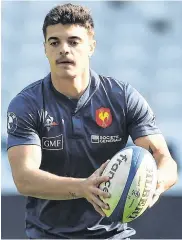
xmin=59 ymin=43 xmax=70 ymax=55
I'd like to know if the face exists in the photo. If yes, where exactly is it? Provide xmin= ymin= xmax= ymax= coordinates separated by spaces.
xmin=44 ymin=24 xmax=96 ymax=79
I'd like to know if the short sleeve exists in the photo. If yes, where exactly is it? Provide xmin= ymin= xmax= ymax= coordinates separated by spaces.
xmin=125 ymin=83 xmax=161 ymax=141
xmin=7 ymin=94 xmax=41 ymax=150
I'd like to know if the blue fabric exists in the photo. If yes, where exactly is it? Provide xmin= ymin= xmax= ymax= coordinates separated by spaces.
xmin=7 ymin=69 xmax=161 ymax=238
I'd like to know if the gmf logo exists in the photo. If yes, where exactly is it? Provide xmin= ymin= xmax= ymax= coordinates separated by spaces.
xmin=96 ymin=108 xmax=112 ymax=128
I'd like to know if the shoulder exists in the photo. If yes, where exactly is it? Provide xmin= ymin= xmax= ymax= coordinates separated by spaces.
xmin=96 ymin=72 xmax=147 ymax=107
xmin=97 ymin=73 xmax=135 ymax=98
xmin=21 ymin=79 xmax=43 ymax=93
xmin=99 ymin=74 xmax=126 ymax=90
xmin=100 ymin=74 xmax=144 ymax=96
xmin=20 ymin=77 xmax=44 ymax=100
xmin=8 ymin=77 xmax=45 ymax=112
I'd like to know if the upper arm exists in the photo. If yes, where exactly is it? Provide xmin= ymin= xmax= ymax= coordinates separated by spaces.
xmin=8 ymin=145 xmax=42 ymax=187
xmin=7 ymin=94 xmax=41 ymax=188
xmin=125 ymin=83 xmax=161 ymax=141
xmin=124 ymin=84 xmax=177 ymax=168
xmin=134 ymin=134 xmax=171 ymax=159
xmin=7 ymin=94 xmax=41 ymax=149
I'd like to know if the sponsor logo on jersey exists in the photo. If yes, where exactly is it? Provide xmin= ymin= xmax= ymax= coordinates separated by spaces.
xmin=91 ymin=135 xmax=122 ymax=143
xmin=42 ymin=134 xmax=63 ymax=150
xmin=38 ymin=110 xmax=59 ymax=131
xmin=7 ymin=112 xmax=18 ymax=133
xmin=96 ymin=108 xmax=112 ymax=128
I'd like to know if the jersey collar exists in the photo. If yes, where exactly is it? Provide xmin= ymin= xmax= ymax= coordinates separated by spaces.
xmin=45 ymin=69 xmax=100 ymax=113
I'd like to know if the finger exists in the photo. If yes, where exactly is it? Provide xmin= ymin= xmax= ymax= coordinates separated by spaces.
xmin=98 ymin=160 xmax=110 ymax=175
xmin=148 ymin=186 xmax=164 ymax=208
xmin=90 ymin=200 xmax=106 ymax=217
xmin=92 ymin=187 xmax=111 ymax=199
xmin=91 ymin=195 xmax=110 ymax=210
xmin=93 ymin=175 xmax=110 ymax=186
xmin=148 ymin=193 xmax=160 ymax=208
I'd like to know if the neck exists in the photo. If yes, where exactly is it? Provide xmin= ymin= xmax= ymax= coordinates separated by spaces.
xmin=51 ymin=69 xmax=90 ymax=99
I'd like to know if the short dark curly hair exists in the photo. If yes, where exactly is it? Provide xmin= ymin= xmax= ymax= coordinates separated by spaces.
xmin=43 ymin=3 xmax=95 ymax=40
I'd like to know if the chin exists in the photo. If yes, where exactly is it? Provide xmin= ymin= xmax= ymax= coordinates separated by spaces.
xmin=57 ymin=70 xmax=77 ymax=79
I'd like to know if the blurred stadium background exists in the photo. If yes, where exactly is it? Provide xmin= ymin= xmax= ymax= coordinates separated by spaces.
xmin=1 ymin=1 xmax=182 ymax=239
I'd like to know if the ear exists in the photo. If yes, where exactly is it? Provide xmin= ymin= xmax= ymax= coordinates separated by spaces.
xmin=89 ymin=39 xmax=96 ymax=57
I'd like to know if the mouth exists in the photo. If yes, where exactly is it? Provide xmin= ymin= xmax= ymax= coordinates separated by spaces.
xmin=57 ymin=60 xmax=75 ymax=65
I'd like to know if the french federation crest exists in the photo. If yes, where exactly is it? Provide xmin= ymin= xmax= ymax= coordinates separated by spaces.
xmin=96 ymin=108 xmax=112 ymax=128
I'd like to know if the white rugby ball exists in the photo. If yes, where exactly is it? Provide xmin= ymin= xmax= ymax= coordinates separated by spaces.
xmin=99 ymin=146 xmax=157 ymax=223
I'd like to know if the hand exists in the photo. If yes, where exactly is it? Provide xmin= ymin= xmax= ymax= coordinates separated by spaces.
xmin=81 ymin=160 xmax=111 ymax=217
xmin=149 ymin=170 xmax=165 ymax=208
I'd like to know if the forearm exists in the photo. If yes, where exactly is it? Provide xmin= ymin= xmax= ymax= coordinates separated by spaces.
xmin=16 ymin=168 xmax=85 ymax=200
xmin=134 ymin=134 xmax=178 ymax=192
xmin=153 ymin=152 xmax=178 ymax=189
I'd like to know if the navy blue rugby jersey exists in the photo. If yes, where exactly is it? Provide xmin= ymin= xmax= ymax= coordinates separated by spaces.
xmin=7 ymin=69 xmax=161 ymax=239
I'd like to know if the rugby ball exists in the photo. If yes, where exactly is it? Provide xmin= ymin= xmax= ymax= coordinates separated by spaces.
xmin=99 ymin=146 xmax=157 ymax=223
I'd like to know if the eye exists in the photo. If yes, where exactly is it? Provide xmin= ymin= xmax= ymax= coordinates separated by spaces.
xmin=70 ymin=40 xmax=79 ymax=46
xmin=50 ymin=41 xmax=59 ymax=47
